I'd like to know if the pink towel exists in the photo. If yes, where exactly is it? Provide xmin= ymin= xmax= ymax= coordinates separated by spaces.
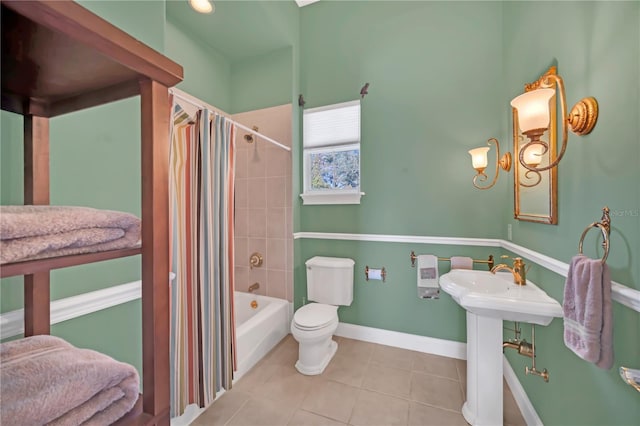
xmin=0 ymin=205 xmax=141 ymax=264
xmin=1 ymin=335 xmax=140 ymax=425
xmin=563 ymin=254 xmax=613 ymax=369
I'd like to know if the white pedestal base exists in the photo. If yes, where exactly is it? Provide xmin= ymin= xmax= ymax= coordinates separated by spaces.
xmin=463 ymin=311 xmax=503 ymax=426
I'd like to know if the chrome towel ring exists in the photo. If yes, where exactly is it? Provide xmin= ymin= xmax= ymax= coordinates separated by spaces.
xmin=578 ymin=207 xmax=611 ymax=263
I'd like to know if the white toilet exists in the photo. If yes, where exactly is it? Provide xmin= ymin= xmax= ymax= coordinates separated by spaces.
xmin=291 ymin=256 xmax=355 ymax=375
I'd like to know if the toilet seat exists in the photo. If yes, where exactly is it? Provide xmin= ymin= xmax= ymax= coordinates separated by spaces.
xmin=293 ymin=303 xmax=337 ymax=331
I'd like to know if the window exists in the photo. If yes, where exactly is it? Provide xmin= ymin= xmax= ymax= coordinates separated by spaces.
xmin=301 ymin=100 xmax=364 ymax=205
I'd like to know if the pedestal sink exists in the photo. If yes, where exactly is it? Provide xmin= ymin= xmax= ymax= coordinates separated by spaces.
xmin=440 ymin=270 xmax=562 ymax=426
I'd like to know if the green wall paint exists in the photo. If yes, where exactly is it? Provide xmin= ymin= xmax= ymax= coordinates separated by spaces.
xmin=297 ymin=2 xmax=638 ymax=425
xmin=500 ymin=2 xmax=640 ymax=424
xmin=78 ymin=0 xmax=166 ymax=53
xmin=165 ymin=19 xmax=232 ymax=112
xmin=231 ymin=47 xmax=293 ymax=114
xmin=299 ymin=1 xmax=508 ymax=238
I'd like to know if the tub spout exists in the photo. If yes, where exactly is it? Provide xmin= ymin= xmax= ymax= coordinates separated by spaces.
xmin=248 ymin=282 xmax=260 ymax=293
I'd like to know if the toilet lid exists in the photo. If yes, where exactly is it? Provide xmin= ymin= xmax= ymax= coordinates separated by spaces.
xmin=294 ymin=303 xmax=338 ymax=330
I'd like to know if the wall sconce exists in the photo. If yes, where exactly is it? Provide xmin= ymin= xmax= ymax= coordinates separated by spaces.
xmin=510 ymin=72 xmax=598 ymax=173
xmin=468 ymin=138 xmax=512 ymax=190
xmin=189 ymin=0 xmax=215 ymax=14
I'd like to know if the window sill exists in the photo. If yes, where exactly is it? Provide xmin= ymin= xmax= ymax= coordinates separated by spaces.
xmin=300 ymin=191 xmax=365 ymax=205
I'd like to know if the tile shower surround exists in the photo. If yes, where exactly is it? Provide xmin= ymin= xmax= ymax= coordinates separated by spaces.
xmin=233 ymin=105 xmax=293 ymax=302
xmin=193 ymin=335 xmax=526 ymax=426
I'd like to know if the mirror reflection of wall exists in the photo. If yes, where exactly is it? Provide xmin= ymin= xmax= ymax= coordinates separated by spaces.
xmin=513 ymin=67 xmax=558 ymax=225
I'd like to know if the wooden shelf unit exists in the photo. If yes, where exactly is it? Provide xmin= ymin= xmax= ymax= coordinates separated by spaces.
xmin=1 ymin=1 xmax=183 ymax=424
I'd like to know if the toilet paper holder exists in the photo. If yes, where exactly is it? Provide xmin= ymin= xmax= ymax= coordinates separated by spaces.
xmin=365 ymin=266 xmax=386 ymax=282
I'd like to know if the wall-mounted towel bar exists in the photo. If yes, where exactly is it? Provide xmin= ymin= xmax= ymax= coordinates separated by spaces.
xmin=410 ymin=251 xmax=494 ymax=270
xmin=578 ymin=206 xmax=611 ymax=263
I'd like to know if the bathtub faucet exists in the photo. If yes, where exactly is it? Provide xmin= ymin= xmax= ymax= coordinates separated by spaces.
xmin=248 ymin=282 xmax=260 ymax=293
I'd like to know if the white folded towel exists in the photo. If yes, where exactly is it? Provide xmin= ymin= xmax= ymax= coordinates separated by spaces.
xmin=417 ymin=254 xmax=439 ymax=299
xmin=450 ymin=256 xmax=473 ymax=270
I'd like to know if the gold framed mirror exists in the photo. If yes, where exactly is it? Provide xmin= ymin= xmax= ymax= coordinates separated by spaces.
xmin=513 ymin=66 xmax=558 ymax=224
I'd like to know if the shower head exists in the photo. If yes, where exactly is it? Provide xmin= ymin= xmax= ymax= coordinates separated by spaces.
xmin=243 ymin=126 xmax=259 ymax=144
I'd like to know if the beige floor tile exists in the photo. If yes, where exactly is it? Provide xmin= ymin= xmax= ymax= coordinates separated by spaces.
xmin=287 ymin=409 xmax=347 ymax=426
xmin=233 ymin=362 xmax=283 ymax=394
xmin=362 ymin=362 xmax=412 ymax=399
xmin=412 ymin=352 xmax=460 ymax=380
xmin=349 ymin=389 xmax=410 ymax=426
xmin=300 ymin=380 xmax=360 ymax=423
xmin=227 ymin=396 xmax=295 ymax=426
xmin=253 ymin=364 xmax=315 ymax=407
xmin=410 ymin=372 xmax=464 ymax=412
xmin=334 ymin=337 xmax=376 ymax=361
xmin=370 ymin=344 xmax=417 ymax=371
xmin=504 ymin=388 xmax=526 ymax=426
xmin=323 ymin=352 xmax=368 ymax=387
xmin=408 ymin=402 xmax=469 ymax=426
xmin=192 ymin=391 xmax=251 ymax=426
xmin=193 ymin=334 xmax=527 ymax=426
xmin=264 ymin=335 xmax=299 ymax=367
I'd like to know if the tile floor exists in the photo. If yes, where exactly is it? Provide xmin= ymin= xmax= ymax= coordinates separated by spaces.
xmin=193 ymin=335 xmax=526 ymax=426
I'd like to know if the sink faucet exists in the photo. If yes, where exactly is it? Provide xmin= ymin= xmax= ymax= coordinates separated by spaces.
xmin=491 ymin=257 xmax=527 ymax=285
xmin=248 ymin=282 xmax=260 ymax=293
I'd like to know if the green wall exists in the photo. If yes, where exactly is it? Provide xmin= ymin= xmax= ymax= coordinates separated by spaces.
xmin=165 ymin=19 xmax=232 ymax=112
xmin=230 ymin=47 xmax=293 ymax=114
xmin=297 ymin=1 xmax=639 ymax=425
xmin=500 ymin=2 xmax=640 ymax=424
xmin=299 ymin=1 xmax=508 ymax=238
xmin=296 ymin=0 xmax=507 ymax=335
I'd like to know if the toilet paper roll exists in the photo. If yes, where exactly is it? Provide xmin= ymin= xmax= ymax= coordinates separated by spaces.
xmin=367 ymin=268 xmax=383 ymax=280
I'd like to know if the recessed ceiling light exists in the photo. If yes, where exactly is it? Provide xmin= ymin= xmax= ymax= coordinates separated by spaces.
xmin=189 ymin=0 xmax=214 ymax=14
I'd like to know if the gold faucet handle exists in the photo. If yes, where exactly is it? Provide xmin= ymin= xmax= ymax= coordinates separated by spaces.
xmin=502 ymin=255 xmax=525 ymax=267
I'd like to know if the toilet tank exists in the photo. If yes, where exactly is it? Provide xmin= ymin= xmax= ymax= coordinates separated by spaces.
xmin=306 ymin=256 xmax=355 ymax=306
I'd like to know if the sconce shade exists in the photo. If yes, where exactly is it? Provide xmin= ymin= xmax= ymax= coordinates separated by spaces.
xmin=511 ymin=88 xmax=555 ymax=132
xmin=522 ymin=144 xmax=544 ymax=167
xmin=189 ymin=0 xmax=214 ymax=13
xmin=469 ymin=147 xmax=490 ymax=171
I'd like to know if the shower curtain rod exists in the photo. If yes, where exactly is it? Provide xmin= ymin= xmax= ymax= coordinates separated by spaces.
xmin=170 ymin=88 xmax=292 ymax=152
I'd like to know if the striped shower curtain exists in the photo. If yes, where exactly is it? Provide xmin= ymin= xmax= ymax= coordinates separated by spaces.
xmin=169 ymin=102 xmax=236 ymax=417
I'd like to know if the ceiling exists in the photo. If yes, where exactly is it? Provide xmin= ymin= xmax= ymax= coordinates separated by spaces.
xmin=166 ymin=0 xmax=304 ymax=63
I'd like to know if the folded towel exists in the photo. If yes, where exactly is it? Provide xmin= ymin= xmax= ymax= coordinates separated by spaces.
xmin=563 ymin=254 xmax=613 ymax=369
xmin=1 ymin=335 xmax=140 ymax=425
xmin=0 ymin=205 xmax=141 ymax=264
xmin=450 ymin=256 xmax=473 ymax=270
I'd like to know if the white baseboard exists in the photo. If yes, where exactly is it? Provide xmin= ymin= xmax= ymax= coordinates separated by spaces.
xmin=335 ymin=322 xmax=466 ymax=360
xmin=503 ymin=357 xmax=544 ymax=426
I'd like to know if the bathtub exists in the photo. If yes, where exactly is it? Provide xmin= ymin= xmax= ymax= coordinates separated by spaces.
xmin=234 ymin=291 xmax=290 ymax=379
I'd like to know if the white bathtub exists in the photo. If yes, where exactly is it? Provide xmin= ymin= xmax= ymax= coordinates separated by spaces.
xmin=234 ymin=291 xmax=289 ymax=379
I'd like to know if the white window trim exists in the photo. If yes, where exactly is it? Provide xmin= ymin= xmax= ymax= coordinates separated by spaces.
xmin=301 ymin=100 xmax=363 ymax=205
xmin=300 ymin=190 xmax=365 ymax=205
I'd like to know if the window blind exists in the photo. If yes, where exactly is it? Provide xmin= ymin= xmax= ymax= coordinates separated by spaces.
xmin=303 ymin=100 xmax=361 ymax=148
